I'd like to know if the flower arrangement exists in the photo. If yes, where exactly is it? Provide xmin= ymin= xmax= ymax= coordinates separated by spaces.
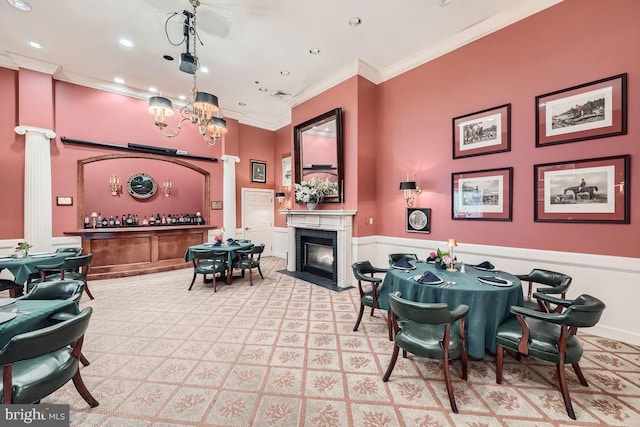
xmin=15 ymin=241 xmax=33 ymax=253
xmin=294 ymin=178 xmax=338 ymax=204
xmin=429 ymin=248 xmax=452 ymax=269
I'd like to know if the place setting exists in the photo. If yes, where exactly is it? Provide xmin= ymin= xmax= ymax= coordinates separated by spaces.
xmin=391 ymin=257 xmax=416 ymax=272
xmin=412 ymin=270 xmax=443 ymax=285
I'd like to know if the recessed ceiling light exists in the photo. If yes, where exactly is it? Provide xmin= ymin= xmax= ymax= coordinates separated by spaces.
xmin=7 ymin=0 xmax=31 ymax=11
xmin=148 ymin=87 xmax=158 ymax=93
xmin=200 ymin=66 xmax=209 ymax=73
xmin=119 ymin=38 xmax=133 ymax=48
xmin=178 ymin=95 xmax=187 ymax=101
xmin=258 ymin=87 xmax=268 ymax=92
xmin=27 ymin=41 xmax=42 ymax=49
xmin=113 ymin=77 xmax=125 ymax=84
xmin=309 ymin=48 xmax=320 ymax=55
xmin=280 ymin=70 xmax=290 ymax=76
xmin=438 ymin=0 xmax=451 ymax=6
xmin=348 ymin=17 xmax=362 ymax=27
xmin=163 ymin=55 xmax=174 ymax=61
xmin=238 ymin=102 xmax=246 ymax=107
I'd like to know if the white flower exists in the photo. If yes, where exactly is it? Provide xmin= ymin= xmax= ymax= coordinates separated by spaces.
xmin=294 ymin=178 xmax=338 ymax=204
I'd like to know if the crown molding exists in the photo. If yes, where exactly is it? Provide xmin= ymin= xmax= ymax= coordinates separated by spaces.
xmin=4 ymin=52 xmax=60 ymax=75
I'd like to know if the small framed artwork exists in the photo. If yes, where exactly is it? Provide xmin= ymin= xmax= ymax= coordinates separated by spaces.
xmin=533 ymin=155 xmax=629 ymax=223
xmin=452 ymin=104 xmax=511 ymax=159
xmin=282 ymin=156 xmax=292 ymax=186
xmin=251 ymin=160 xmax=267 ymax=183
xmin=210 ymin=201 xmax=223 ymax=210
xmin=452 ymin=167 xmax=513 ymax=221
xmin=56 ymin=196 xmax=73 ymax=206
xmin=536 ymin=73 xmax=627 ymax=147
xmin=406 ymin=208 xmax=431 ymax=233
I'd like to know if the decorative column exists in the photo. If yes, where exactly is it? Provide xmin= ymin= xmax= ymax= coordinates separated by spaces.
xmin=220 ymin=155 xmax=240 ymax=239
xmin=15 ymin=125 xmax=56 ymax=252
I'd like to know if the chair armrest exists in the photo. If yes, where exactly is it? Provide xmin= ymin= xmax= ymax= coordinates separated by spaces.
xmin=371 ymin=267 xmax=388 ymax=274
xmin=35 ymin=262 xmax=64 ymax=270
xmin=510 ymin=305 xmax=565 ymax=324
xmin=534 ymin=285 xmax=568 ymax=295
xmin=450 ymin=304 xmax=469 ymax=321
xmin=532 ymin=292 xmax=572 ymax=307
xmin=49 ymin=312 xmax=76 ymax=322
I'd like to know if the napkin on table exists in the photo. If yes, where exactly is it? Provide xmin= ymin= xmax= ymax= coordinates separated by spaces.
xmin=213 ymin=240 xmax=222 ymax=247
xmin=418 ymin=271 xmax=441 ymax=283
xmin=392 ymin=258 xmax=413 ymax=269
xmin=478 ymin=276 xmax=508 ymax=285
xmin=229 ymin=240 xmax=240 ymax=246
xmin=475 ymin=261 xmax=495 ymax=269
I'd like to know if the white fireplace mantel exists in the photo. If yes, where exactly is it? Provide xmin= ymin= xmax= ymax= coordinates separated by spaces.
xmin=283 ymin=209 xmax=357 ymax=287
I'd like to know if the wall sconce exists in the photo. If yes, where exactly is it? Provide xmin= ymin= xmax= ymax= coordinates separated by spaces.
xmin=109 ymin=174 xmax=120 ymax=196
xmin=447 ymin=238 xmax=457 ymax=272
xmin=399 ymin=181 xmax=422 ymax=207
xmin=275 ymin=187 xmax=291 ymax=209
xmin=163 ymin=178 xmax=172 ymax=198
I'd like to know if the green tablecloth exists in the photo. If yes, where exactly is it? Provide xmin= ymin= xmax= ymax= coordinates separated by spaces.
xmin=0 ymin=253 xmax=72 ymax=285
xmin=184 ymin=242 xmax=254 ymax=266
xmin=379 ymin=262 xmax=524 ymax=359
xmin=0 ymin=299 xmax=80 ymax=348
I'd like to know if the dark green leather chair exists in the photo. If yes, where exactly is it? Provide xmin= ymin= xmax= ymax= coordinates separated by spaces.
xmin=0 ymin=307 xmax=98 ymax=407
xmin=388 ymin=253 xmax=419 ymax=266
xmin=21 ymin=280 xmax=85 ymax=304
xmin=495 ymin=294 xmax=605 ymax=420
xmin=0 ymin=279 xmax=19 ymax=298
xmin=351 ymin=261 xmax=390 ymax=339
xmin=55 ymin=247 xmax=83 ymax=256
xmin=383 ymin=292 xmax=469 ymax=413
xmin=30 ymin=254 xmax=94 ymax=300
xmin=232 ymin=244 xmax=264 ymax=286
xmin=189 ymin=249 xmax=227 ymax=292
xmin=26 ymin=247 xmax=83 ymax=287
xmin=516 ymin=268 xmax=572 ymax=312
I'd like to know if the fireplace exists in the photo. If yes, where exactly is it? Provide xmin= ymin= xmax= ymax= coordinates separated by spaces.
xmin=285 ymin=209 xmax=356 ymax=288
xmin=296 ymin=228 xmax=337 ymax=282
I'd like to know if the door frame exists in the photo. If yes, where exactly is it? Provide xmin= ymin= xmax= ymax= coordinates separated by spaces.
xmin=241 ymin=188 xmax=275 ymax=253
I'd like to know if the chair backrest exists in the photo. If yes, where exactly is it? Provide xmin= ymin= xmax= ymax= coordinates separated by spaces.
xmin=0 ymin=307 xmax=92 ymax=366
xmin=249 ymin=244 xmax=264 ymax=258
xmin=562 ymin=294 xmax=606 ymax=328
xmin=520 ymin=268 xmax=572 ymax=287
xmin=56 ymin=247 xmax=83 ymax=256
xmin=60 ymin=253 xmax=93 ymax=275
xmin=352 ymin=261 xmax=377 ymax=283
xmin=190 ymin=249 xmax=225 ymax=263
xmin=21 ymin=280 xmax=84 ymax=303
xmin=388 ymin=292 xmax=468 ymax=325
xmin=388 ymin=253 xmax=419 ymax=265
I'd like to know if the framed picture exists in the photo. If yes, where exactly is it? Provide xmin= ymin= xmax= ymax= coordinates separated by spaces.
xmin=282 ymin=156 xmax=292 ymax=186
xmin=210 ymin=200 xmax=223 ymax=210
xmin=534 ymin=155 xmax=629 ymax=223
xmin=452 ymin=104 xmax=511 ymax=159
xmin=56 ymin=196 xmax=73 ymax=206
xmin=536 ymin=73 xmax=627 ymax=147
xmin=452 ymin=167 xmax=513 ymax=221
xmin=406 ymin=208 xmax=431 ymax=233
xmin=251 ymin=160 xmax=267 ymax=183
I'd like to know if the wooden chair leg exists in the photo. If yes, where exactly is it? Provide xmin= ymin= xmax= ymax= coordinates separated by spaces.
xmin=496 ymin=344 xmax=504 ymax=384
xmin=369 ymin=306 xmax=375 ymax=316
xmin=257 ymin=265 xmax=264 ymax=279
xmin=80 ymin=353 xmax=90 ymax=366
xmin=572 ymin=362 xmax=589 ymax=386
xmin=72 ymin=370 xmax=99 ymax=408
xmin=387 ymin=314 xmax=393 ymax=341
xmin=353 ymin=303 xmax=365 ymax=331
xmin=443 ymin=356 xmax=458 ymax=413
xmin=83 ymin=283 xmax=95 ymax=300
xmin=212 ymin=272 xmax=217 ymax=293
xmin=248 ymin=267 xmax=253 ymax=286
xmin=557 ymin=363 xmax=576 ymax=420
xmin=382 ymin=344 xmax=400 ymax=382
xmin=188 ymin=273 xmax=197 ymax=291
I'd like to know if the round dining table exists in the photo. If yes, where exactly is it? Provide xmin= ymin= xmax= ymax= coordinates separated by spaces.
xmin=378 ymin=262 xmax=524 ymax=359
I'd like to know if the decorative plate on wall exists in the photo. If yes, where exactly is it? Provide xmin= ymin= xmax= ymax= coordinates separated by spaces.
xmin=406 ymin=208 xmax=431 ymax=233
xmin=127 ymin=173 xmax=157 ymax=199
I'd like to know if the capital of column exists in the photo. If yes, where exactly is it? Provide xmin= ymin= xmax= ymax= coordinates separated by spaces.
xmin=15 ymin=125 xmax=56 ymax=140
xmin=220 ymin=155 xmax=240 ymax=164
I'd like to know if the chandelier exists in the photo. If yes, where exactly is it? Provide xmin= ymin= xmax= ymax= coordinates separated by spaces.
xmin=148 ymin=0 xmax=227 ymax=147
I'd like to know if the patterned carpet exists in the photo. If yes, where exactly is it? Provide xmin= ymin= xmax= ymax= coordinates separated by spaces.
xmin=43 ymin=257 xmax=640 ymax=426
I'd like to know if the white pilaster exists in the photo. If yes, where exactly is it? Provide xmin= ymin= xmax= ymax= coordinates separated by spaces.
xmin=220 ymin=155 xmax=240 ymax=239
xmin=15 ymin=125 xmax=56 ymax=252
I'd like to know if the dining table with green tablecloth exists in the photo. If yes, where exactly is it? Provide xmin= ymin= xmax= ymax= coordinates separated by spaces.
xmin=185 ymin=241 xmax=254 ymax=284
xmin=0 ymin=299 xmax=80 ymax=348
xmin=378 ymin=262 xmax=524 ymax=359
xmin=0 ymin=252 xmax=74 ymax=294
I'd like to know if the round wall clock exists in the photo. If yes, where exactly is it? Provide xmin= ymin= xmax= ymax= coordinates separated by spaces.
xmin=126 ymin=173 xmax=157 ymax=199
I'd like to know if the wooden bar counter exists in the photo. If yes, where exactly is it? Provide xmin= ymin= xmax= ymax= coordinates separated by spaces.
xmin=64 ymin=225 xmax=216 ymax=280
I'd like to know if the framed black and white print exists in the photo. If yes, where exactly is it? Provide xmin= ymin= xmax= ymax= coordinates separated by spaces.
xmin=452 ymin=167 xmax=513 ymax=221
xmin=536 ymin=73 xmax=627 ymax=147
xmin=406 ymin=208 xmax=431 ymax=233
xmin=453 ymin=104 xmax=511 ymax=159
xmin=251 ymin=160 xmax=267 ymax=183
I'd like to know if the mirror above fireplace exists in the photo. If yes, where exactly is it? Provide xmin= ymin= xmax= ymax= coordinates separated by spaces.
xmin=293 ymin=108 xmax=344 ymax=203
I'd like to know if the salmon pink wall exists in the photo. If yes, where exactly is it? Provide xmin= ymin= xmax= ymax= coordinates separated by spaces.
xmin=274 ymin=126 xmax=291 ymax=227
xmin=18 ymin=68 xmax=53 ymax=129
xmin=236 ymin=124 xmax=275 ymax=225
xmin=0 ymin=68 xmax=21 ymax=238
xmin=376 ymin=0 xmax=640 ymax=257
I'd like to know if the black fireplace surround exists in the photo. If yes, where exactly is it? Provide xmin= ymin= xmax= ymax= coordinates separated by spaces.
xmin=295 ymin=228 xmax=337 ymax=284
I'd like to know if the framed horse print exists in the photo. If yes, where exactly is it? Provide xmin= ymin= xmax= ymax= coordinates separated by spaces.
xmin=452 ymin=104 xmax=511 ymax=159
xmin=534 ymin=155 xmax=629 ymax=223
xmin=451 ymin=167 xmax=513 ymax=221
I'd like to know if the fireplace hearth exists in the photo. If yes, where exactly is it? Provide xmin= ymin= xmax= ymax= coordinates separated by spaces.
xmin=295 ymin=228 xmax=337 ymax=283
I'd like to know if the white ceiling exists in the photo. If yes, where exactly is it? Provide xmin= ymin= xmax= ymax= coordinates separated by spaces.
xmin=0 ymin=0 xmax=562 ymax=131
